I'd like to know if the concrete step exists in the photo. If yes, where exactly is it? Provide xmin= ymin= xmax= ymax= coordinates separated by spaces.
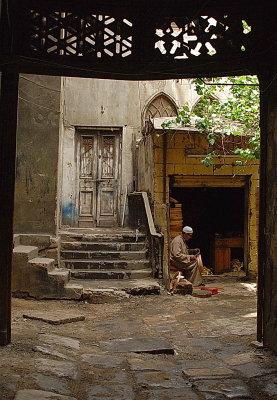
xmin=13 ymin=245 xmax=38 ymax=261
xmin=60 ymin=250 xmax=147 ymax=260
xmin=70 ymin=269 xmax=153 ymax=280
xmin=63 ymin=282 xmax=84 ymax=299
xmin=60 ymin=232 xmax=146 ymax=243
xmin=29 ymin=257 xmax=56 ymax=272
xmin=60 ymin=241 xmax=146 ymax=251
xmin=48 ymin=268 xmax=70 ymax=282
xmin=18 ymin=234 xmax=51 ymax=250
xmin=61 ymin=259 xmax=150 ymax=270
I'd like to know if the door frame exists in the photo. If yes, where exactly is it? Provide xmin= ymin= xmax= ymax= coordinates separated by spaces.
xmin=169 ymin=175 xmax=251 ymax=276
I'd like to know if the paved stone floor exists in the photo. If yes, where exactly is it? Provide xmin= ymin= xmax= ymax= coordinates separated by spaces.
xmin=1 ymin=279 xmax=277 ymax=399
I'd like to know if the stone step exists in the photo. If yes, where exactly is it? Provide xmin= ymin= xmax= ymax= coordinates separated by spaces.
xmin=29 ymin=257 xmax=56 ymax=272
xmin=75 ymin=278 xmax=161 ymax=300
xmin=61 ymin=259 xmax=150 ymax=270
xmin=59 ymin=232 xmax=146 ymax=243
xmin=60 ymin=241 xmax=146 ymax=251
xmin=70 ymin=269 xmax=152 ymax=280
xmin=60 ymin=250 xmax=147 ymax=260
xmin=13 ymin=245 xmax=38 ymax=261
xmin=18 ymin=234 xmax=51 ymax=250
xmin=48 ymin=268 xmax=70 ymax=282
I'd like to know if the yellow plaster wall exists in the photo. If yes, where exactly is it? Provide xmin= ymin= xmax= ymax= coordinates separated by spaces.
xmin=152 ymin=131 xmax=260 ymax=278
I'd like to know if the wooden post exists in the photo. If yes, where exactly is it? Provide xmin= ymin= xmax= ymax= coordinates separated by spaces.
xmin=257 ymin=68 xmax=277 ymax=349
xmin=0 ymin=71 xmax=19 ymax=346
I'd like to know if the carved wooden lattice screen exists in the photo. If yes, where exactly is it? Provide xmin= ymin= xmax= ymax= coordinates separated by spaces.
xmin=0 ymin=2 xmax=270 ymax=79
xmin=154 ymin=16 xmax=251 ymax=59
xmin=29 ymin=12 xmax=133 ymax=58
xmin=28 ymin=12 xmax=251 ymax=59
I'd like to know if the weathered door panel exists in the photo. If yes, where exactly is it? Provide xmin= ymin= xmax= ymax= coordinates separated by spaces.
xmin=96 ymin=135 xmax=119 ymax=227
xmin=78 ymin=135 xmax=97 ymax=227
xmin=77 ymin=131 xmax=120 ymax=227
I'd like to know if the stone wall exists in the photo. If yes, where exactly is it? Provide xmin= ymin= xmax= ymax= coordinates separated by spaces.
xmin=59 ymin=78 xmax=195 ymax=228
xmin=139 ymin=130 xmax=260 ymax=277
xmin=14 ymin=74 xmax=61 ymax=234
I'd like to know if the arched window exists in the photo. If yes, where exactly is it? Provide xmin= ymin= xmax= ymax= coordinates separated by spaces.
xmin=143 ymin=94 xmax=177 ymax=134
xmin=145 ymin=94 xmax=177 ymax=121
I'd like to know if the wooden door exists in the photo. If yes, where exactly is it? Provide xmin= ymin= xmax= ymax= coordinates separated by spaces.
xmin=78 ymin=131 xmax=120 ymax=227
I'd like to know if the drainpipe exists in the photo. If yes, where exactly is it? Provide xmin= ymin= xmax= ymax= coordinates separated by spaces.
xmin=163 ymin=132 xmax=171 ymax=284
xmin=163 ymin=132 xmax=167 ymax=204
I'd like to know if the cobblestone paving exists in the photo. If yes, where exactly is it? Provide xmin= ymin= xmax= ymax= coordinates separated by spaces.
xmin=1 ymin=280 xmax=277 ymax=399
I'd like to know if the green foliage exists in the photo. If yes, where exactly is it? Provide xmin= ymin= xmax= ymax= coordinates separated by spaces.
xmin=201 ymin=152 xmax=216 ymax=167
xmin=163 ymin=76 xmax=260 ymax=166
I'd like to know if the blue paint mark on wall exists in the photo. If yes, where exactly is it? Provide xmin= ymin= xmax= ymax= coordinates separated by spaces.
xmin=62 ymin=202 xmax=77 ymax=225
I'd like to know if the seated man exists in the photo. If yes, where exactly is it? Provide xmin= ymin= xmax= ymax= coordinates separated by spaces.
xmin=170 ymin=226 xmax=203 ymax=287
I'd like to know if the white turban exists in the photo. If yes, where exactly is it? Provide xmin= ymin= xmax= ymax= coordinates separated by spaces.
xmin=182 ymin=226 xmax=193 ymax=234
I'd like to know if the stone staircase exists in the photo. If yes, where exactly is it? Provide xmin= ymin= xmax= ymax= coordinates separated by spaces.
xmin=12 ymin=229 xmax=161 ymax=301
xmin=12 ymin=234 xmax=83 ymax=300
xmin=60 ymin=228 xmax=161 ymax=297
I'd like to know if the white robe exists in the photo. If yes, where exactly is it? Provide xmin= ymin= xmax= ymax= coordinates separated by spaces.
xmin=170 ymin=234 xmax=203 ymax=286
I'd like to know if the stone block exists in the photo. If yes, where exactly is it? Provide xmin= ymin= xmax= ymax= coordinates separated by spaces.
xmin=153 ymin=192 xmax=164 ymax=202
xmin=192 ymin=289 xmax=212 ymax=297
xmin=29 ymin=257 xmax=55 ymax=272
xmin=18 ymin=234 xmax=51 ymax=250
xmin=154 ymin=148 xmax=163 ymax=163
xmin=167 ymin=149 xmax=184 ymax=163
xmin=33 ymin=346 xmax=75 ymax=361
xmin=82 ymin=354 xmax=124 ymax=368
xmin=44 ymin=248 xmax=59 ymax=263
xmin=231 ymin=362 xmax=276 ymax=378
xmin=193 ymin=378 xmax=251 ymax=399
xmin=14 ymin=389 xmax=76 ymax=400
xmin=82 ymin=289 xmax=130 ymax=303
xmin=167 ymin=163 xmax=175 ymax=174
xmin=127 ymin=356 xmax=176 ymax=371
xmin=154 ymin=177 xmax=164 ymax=193
xmin=142 ymin=388 xmax=199 ymax=400
xmin=87 ymin=384 xmax=135 ymax=400
xmin=182 ymin=367 xmax=234 ymax=380
xmin=13 ymin=245 xmax=38 ymax=261
xmin=31 ymin=373 xmax=70 ymax=396
xmin=35 ymin=358 xmax=78 ymax=380
xmin=134 ymin=370 xmax=187 ymax=389
xmin=213 ymin=165 xmax=233 ymax=175
xmin=174 ymin=164 xmax=194 ymax=174
xmin=154 ymin=163 xmax=164 ymax=177
xmin=184 ymin=156 xmax=200 ymax=164
xmin=223 ymin=352 xmax=257 ymax=366
xmin=48 ymin=268 xmax=69 ymax=282
xmin=193 ymin=164 xmax=213 ymax=175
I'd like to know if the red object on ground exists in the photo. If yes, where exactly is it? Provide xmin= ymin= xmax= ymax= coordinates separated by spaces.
xmin=200 ymin=287 xmax=218 ymax=295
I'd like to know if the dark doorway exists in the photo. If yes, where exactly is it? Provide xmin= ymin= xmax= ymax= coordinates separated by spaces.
xmin=170 ymin=187 xmax=245 ymax=273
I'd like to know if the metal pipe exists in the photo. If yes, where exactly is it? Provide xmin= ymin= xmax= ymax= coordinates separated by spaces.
xmin=163 ymin=133 xmax=167 ymax=204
